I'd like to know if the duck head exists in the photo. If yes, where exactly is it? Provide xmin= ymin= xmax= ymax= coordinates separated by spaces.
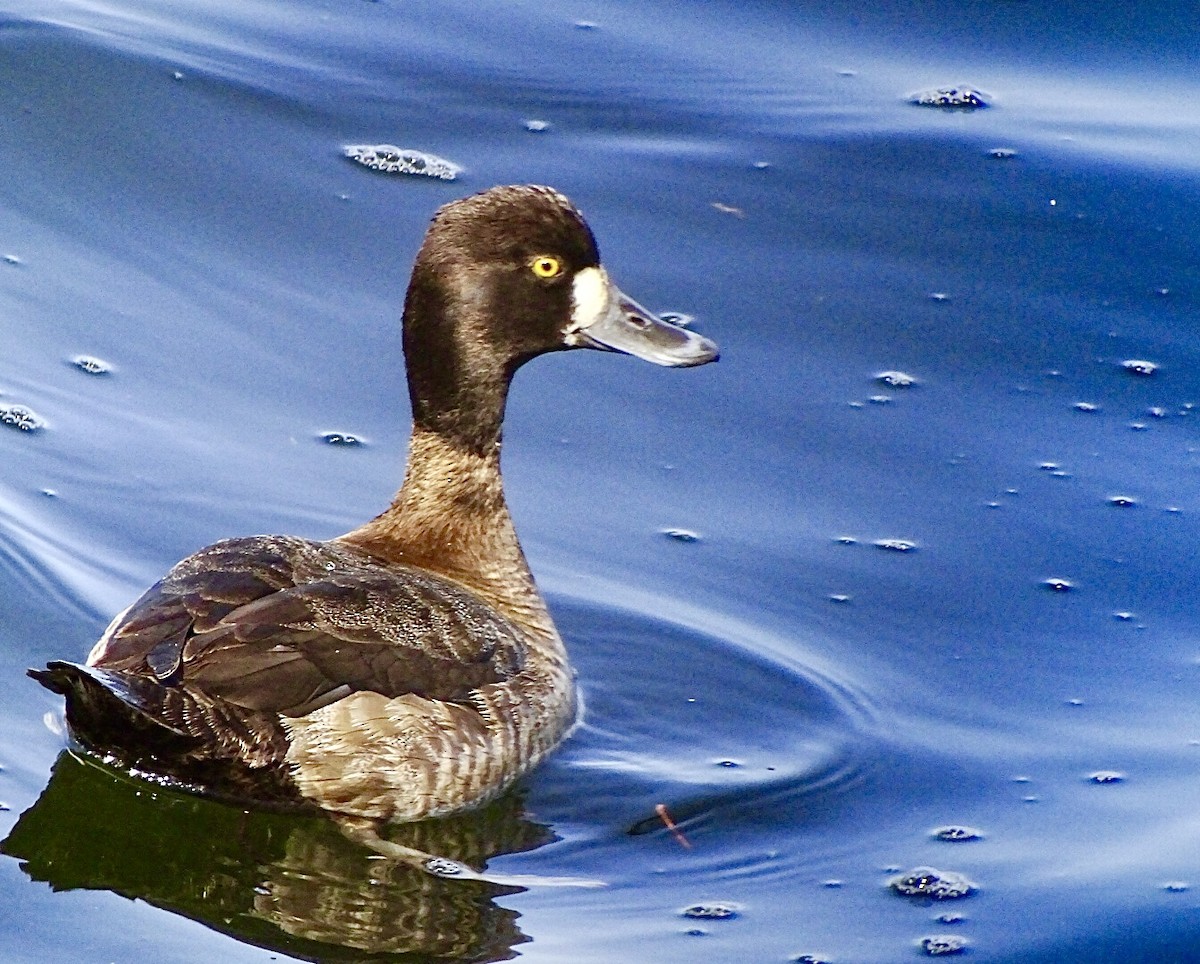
xmin=402 ymin=185 xmax=718 ymax=451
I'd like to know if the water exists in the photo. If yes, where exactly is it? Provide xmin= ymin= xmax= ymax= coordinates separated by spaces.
xmin=3 ymin=0 xmax=1200 ymax=960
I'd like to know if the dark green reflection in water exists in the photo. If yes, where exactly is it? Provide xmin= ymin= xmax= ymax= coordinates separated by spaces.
xmin=3 ymin=752 xmax=555 ymax=962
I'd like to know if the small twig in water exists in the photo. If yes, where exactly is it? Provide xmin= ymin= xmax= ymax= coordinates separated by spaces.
xmin=656 ymin=803 xmax=692 ymax=849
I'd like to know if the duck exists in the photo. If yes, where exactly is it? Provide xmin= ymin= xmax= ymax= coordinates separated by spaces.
xmin=31 ymin=184 xmax=718 ymax=826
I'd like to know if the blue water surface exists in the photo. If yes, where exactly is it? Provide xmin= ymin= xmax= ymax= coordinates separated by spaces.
xmin=3 ymin=1 xmax=1200 ymax=960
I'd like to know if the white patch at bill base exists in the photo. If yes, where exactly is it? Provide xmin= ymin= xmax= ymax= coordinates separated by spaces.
xmin=568 ymin=267 xmax=611 ymax=335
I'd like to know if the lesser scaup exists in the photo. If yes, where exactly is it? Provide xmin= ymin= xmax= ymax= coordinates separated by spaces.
xmin=31 ymin=184 xmax=718 ymax=828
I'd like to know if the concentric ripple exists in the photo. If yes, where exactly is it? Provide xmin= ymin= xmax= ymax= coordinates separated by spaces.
xmin=529 ymin=595 xmax=876 ymax=852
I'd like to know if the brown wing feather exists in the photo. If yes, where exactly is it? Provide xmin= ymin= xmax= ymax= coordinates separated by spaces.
xmin=90 ymin=535 xmax=527 ymax=717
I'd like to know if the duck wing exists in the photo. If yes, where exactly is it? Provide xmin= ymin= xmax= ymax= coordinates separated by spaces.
xmin=83 ymin=535 xmax=527 ymax=717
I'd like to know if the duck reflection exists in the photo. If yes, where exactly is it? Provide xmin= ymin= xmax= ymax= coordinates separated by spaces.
xmin=2 ymin=751 xmax=555 ymax=962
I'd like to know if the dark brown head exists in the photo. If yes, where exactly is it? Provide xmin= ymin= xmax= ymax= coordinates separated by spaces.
xmin=402 ymin=185 xmax=718 ymax=453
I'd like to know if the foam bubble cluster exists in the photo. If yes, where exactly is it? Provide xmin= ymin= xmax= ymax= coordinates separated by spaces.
xmin=71 ymin=355 xmax=111 ymax=375
xmin=874 ymin=538 xmax=918 ymax=552
xmin=932 ymin=825 xmax=983 ymax=842
xmin=681 ymin=903 xmax=740 ymax=920
xmin=0 ymin=404 xmax=44 ymax=432
xmin=889 ymin=867 xmax=975 ymax=900
xmin=319 ymin=431 xmax=364 ymax=447
xmin=1122 ymin=359 xmax=1159 ymax=377
xmin=910 ymin=87 xmax=989 ymax=109
xmin=921 ymin=934 xmax=968 ymax=956
xmin=343 ymin=145 xmax=461 ymax=180
xmin=876 ymin=370 xmax=919 ymax=388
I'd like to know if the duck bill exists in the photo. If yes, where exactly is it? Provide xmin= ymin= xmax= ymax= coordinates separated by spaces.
xmin=564 ymin=267 xmax=719 ymax=367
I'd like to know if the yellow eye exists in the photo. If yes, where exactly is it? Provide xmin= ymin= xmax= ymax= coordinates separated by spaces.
xmin=530 ymin=256 xmax=563 ymax=279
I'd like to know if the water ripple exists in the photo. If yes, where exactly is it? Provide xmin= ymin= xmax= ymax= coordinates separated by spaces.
xmin=0 ymin=485 xmax=139 ymax=625
xmin=535 ymin=592 xmax=878 ymax=861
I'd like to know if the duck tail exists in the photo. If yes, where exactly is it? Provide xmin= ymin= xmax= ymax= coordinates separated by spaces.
xmin=29 ymin=660 xmax=198 ymax=755
xmin=29 ymin=660 xmax=305 ymax=808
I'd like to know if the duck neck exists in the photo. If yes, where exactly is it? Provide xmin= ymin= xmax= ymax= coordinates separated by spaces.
xmin=338 ymin=403 xmax=555 ymax=644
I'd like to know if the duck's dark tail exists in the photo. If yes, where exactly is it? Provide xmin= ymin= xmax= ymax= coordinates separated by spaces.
xmin=29 ymin=661 xmax=306 ymax=809
xmin=30 ymin=661 xmax=200 ymax=754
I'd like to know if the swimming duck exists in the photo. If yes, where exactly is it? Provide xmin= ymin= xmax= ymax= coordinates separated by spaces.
xmin=32 ymin=185 xmax=718 ymax=825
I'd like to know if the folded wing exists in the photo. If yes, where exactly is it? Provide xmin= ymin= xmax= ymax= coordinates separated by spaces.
xmin=88 ymin=535 xmax=527 ymax=717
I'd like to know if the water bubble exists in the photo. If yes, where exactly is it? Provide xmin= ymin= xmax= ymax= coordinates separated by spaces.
xmin=662 ymin=528 xmax=700 ymax=543
xmin=1012 ymin=775 xmax=1032 ymax=784
xmin=716 ymin=759 xmax=740 ymax=768
xmin=573 ymin=19 xmax=598 ymax=29
xmin=1037 ymin=462 xmax=1061 ymax=472
xmin=751 ymin=160 xmax=772 ymax=170
xmin=319 ymin=432 xmax=363 ymax=446
xmin=936 ymin=913 xmax=965 ymax=925
xmin=889 ymin=867 xmax=975 ymax=900
xmin=1113 ymin=611 xmax=1135 ymax=621
xmin=1128 ymin=421 xmax=1148 ymax=431
xmin=876 ymin=370 xmax=919 ymax=388
xmin=988 ymin=147 xmax=1018 ymax=159
xmin=1147 ymin=406 xmax=1167 ymax=418
xmin=0 ymin=404 xmax=44 ymax=432
xmin=791 ymin=956 xmax=832 ymax=964
xmin=1154 ymin=287 xmax=1170 ymax=297
xmin=921 ymin=934 xmax=968 ymax=956
xmin=910 ymin=86 xmax=989 ymax=109
xmin=932 ymin=826 xmax=983 ymax=842
xmin=523 ymin=119 xmax=551 ymax=132
xmin=822 ymin=879 xmax=843 ymax=888
xmin=3 ymin=254 xmax=21 ymax=265
xmin=1164 ymin=881 xmax=1189 ymax=893
xmin=868 ymin=394 xmax=893 ymax=405
xmin=828 ymin=593 xmax=852 ymax=604
xmin=343 ymin=145 xmax=461 ymax=180
xmin=1042 ymin=577 xmax=1074 ymax=592
xmin=424 ymin=856 xmax=465 ymax=877
xmin=1073 ymin=401 xmax=1099 ymax=413
xmin=874 ymin=538 xmax=918 ymax=552
xmin=1107 ymin=495 xmax=1138 ymax=508
xmin=929 ymin=292 xmax=950 ymax=301
xmin=1067 ymin=698 xmax=1084 ymax=706
xmin=71 ymin=355 xmax=111 ymax=375
xmin=1089 ymin=770 xmax=1124 ymax=784
xmin=835 ymin=536 xmax=858 ymax=545
xmin=0 ymin=801 xmax=9 ymax=812
xmin=681 ymin=903 xmax=740 ymax=920
xmin=1122 ymin=359 xmax=1159 ymax=377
